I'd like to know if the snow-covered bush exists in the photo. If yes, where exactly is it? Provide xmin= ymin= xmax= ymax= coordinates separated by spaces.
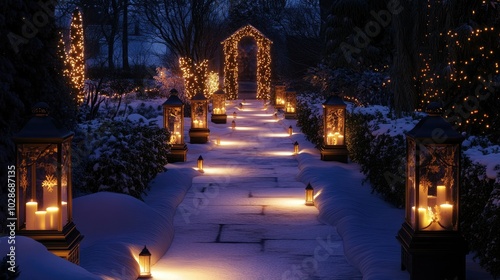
xmin=73 ymin=119 xmax=170 ymax=199
xmin=129 ymin=102 xmax=162 ymax=119
xmin=154 ymin=67 xmax=187 ymax=102
xmin=296 ymin=92 xmax=324 ymax=147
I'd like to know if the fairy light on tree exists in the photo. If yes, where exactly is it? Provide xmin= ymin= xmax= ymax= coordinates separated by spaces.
xmin=179 ymin=57 xmax=209 ymax=99
xmin=57 ymin=32 xmax=70 ymax=80
xmin=416 ymin=1 xmax=499 ymax=135
xmin=221 ymin=25 xmax=272 ymax=100
xmin=68 ymin=8 xmax=85 ymax=105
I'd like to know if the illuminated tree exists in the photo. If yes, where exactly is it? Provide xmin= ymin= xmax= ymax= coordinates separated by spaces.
xmin=179 ymin=57 xmax=209 ymax=99
xmin=415 ymin=0 xmax=500 ymax=136
xmin=68 ymin=8 xmax=85 ymax=105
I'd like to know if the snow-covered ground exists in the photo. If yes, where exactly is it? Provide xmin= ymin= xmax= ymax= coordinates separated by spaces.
xmin=1 ymin=99 xmax=494 ymax=279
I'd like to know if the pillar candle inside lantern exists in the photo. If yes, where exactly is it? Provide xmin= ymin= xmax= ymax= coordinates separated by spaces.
xmin=418 ymin=207 xmax=428 ymax=229
xmin=35 ymin=211 xmax=47 ymax=230
xmin=437 ymin=185 xmax=446 ymax=205
xmin=439 ymin=203 xmax=453 ymax=229
xmin=26 ymin=201 xmax=38 ymax=230
xmin=46 ymin=207 xmax=59 ymax=230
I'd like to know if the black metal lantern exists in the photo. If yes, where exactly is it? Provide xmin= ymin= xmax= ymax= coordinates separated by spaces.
xmin=284 ymin=88 xmax=297 ymax=119
xmin=162 ymin=89 xmax=188 ymax=162
xmin=274 ymin=84 xmax=286 ymax=110
xmin=138 ymin=245 xmax=152 ymax=278
xmin=397 ymin=102 xmax=467 ymax=280
xmin=320 ymin=95 xmax=348 ymax=162
xmin=288 ymin=125 xmax=293 ymax=136
xmin=13 ymin=102 xmax=82 ymax=264
xmin=305 ymin=183 xmax=314 ymax=206
xmin=189 ymin=91 xmax=210 ymax=143
xmin=211 ymin=89 xmax=227 ymax=124
xmin=294 ymin=141 xmax=299 ymax=155
xmin=197 ymin=155 xmax=204 ymax=171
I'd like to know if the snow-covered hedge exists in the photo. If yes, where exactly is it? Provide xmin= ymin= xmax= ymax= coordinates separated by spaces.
xmin=297 ymin=94 xmax=500 ymax=277
xmin=73 ymin=118 xmax=170 ymax=199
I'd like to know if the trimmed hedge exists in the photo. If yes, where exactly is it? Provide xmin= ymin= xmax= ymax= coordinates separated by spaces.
xmin=73 ymin=119 xmax=170 ymax=199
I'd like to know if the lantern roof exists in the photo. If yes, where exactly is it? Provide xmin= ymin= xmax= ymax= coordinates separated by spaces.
xmin=306 ymin=183 xmax=313 ymax=190
xmin=192 ymin=91 xmax=207 ymax=101
xmin=162 ymin=92 xmax=183 ymax=106
xmin=214 ymin=89 xmax=225 ymax=96
xmin=323 ymin=95 xmax=346 ymax=106
xmin=406 ymin=102 xmax=464 ymax=143
xmin=13 ymin=102 xmax=74 ymax=143
xmin=139 ymin=245 xmax=151 ymax=256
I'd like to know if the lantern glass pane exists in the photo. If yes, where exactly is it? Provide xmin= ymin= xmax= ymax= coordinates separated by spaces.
xmin=275 ymin=86 xmax=285 ymax=105
xmin=61 ymin=142 xmax=70 ymax=226
xmin=324 ymin=107 xmax=345 ymax=146
xmin=167 ymin=107 xmax=182 ymax=144
xmin=213 ymin=94 xmax=225 ymax=114
xmin=192 ymin=101 xmax=207 ymax=128
xmin=19 ymin=144 xmax=59 ymax=230
xmin=416 ymin=144 xmax=459 ymax=231
xmin=285 ymin=92 xmax=296 ymax=113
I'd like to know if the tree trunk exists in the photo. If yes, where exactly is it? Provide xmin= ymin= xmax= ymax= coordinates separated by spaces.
xmin=122 ymin=0 xmax=129 ymax=71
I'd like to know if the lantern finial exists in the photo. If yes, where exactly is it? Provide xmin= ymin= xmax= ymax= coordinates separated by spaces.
xmin=32 ymin=102 xmax=50 ymax=117
xmin=170 ymin=88 xmax=179 ymax=96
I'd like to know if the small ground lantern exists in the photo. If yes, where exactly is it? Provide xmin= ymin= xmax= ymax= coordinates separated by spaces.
xmin=13 ymin=102 xmax=83 ymax=264
xmin=305 ymin=183 xmax=314 ymax=206
xmin=138 ymin=245 xmax=152 ymax=279
xmin=284 ymin=88 xmax=297 ymax=119
xmin=197 ymin=155 xmax=204 ymax=171
xmin=233 ymin=111 xmax=237 ymax=119
xmin=320 ymin=95 xmax=348 ymax=162
xmin=288 ymin=125 xmax=293 ymax=136
xmin=294 ymin=141 xmax=299 ymax=155
xmin=189 ymin=91 xmax=210 ymax=143
xmin=211 ymin=89 xmax=227 ymax=124
xmin=231 ymin=120 xmax=236 ymax=129
xmin=163 ymin=88 xmax=188 ymax=162
xmin=274 ymin=84 xmax=286 ymax=110
xmin=397 ymin=102 xmax=467 ymax=280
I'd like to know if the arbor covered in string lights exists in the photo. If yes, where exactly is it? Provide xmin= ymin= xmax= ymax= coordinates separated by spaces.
xmin=68 ymin=8 xmax=86 ymax=105
xmin=221 ymin=25 xmax=272 ymax=100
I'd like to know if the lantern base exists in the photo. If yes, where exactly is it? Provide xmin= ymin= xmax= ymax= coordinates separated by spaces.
xmin=189 ymin=128 xmax=210 ymax=144
xmin=275 ymin=104 xmax=285 ymax=110
xmin=284 ymin=112 xmax=297 ymax=119
xmin=211 ymin=114 xmax=227 ymax=124
xmin=138 ymin=273 xmax=152 ymax=279
xmin=167 ymin=144 xmax=188 ymax=162
xmin=18 ymin=221 xmax=83 ymax=264
xmin=320 ymin=145 xmax=348 ymax=163
xmin=397 ymin=222 xmax=468 ymax=280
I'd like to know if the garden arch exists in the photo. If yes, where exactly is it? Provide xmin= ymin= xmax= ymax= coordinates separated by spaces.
xmin=222 ymin=25 xmax=272 ymax=100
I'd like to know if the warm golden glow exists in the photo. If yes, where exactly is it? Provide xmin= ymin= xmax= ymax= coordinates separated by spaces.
xmin=179 ymin=57 xmax=209 ymax=99
xmin=222 ymin=25 xmax=272 ymax=100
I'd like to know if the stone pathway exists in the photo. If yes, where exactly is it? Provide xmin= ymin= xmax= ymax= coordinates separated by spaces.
xmin=153 ymin=100 xmax=361 ymax=279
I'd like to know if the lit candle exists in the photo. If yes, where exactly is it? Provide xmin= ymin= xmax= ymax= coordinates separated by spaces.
xmin=418 ymin=207 xmax=428 ymax=229
xmin=26 ymin=201 xmax=38 ymax=230
xmin=437 ymin=185 xmax=446 ymax=206
xmin=338 ymin=134 xmax=344 ymax=145
xmin=62 ymin=201 xmax=68 ymax=225
xmin=439 ymin=203 xmax=453 ymax=229
xmin=46 ymin=207 xmax=59 ymax=230
xmin=411 ymin=206 xmax=416 ymax=227
xmin=327 ymin=133 xmax=334 ymax=145
xmin=35 ymin=211 xmax=47 ymax=230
